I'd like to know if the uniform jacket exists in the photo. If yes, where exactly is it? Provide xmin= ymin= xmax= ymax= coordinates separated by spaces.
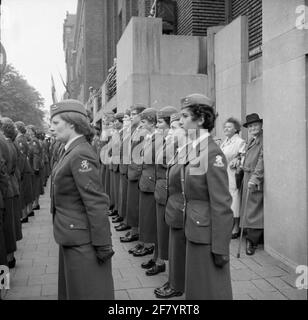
xmin=182 ymin=134 xmax=233 ymax=255
xmin=52 ymin=136 xmax=112 ymax=247
xmin=127 ymin=126 xmax=146 ymax=182
xmin=155 ymin=134 xmax=180 ymax=205
xmin=240 ymin=131 xmax=264 ymax=228
xmin=6 ymin=138 xmax=20 ymax=197
xmin=165 ymin=142 xmax=191 ymax=229
xmin=30 ymin=137 xmax=42 ymax=172
xmin=139 ymin=132 xmax=156 ymax=193
xmin=119 ymin=127 xmax=130 ymax=175
xmin=111 ymin=129 xmax=122 ymax=173
xmin=0 ymin=148 xmax=8 ymax=209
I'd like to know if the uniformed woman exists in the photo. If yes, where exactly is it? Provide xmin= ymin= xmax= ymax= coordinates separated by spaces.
xmin=115 ymin=110 xmax=131 ymax=231
xmin=143 ymin=106 xmax=178 ymax=275
xmin=50 ymin=99 xmax=114 ymax=300
xmin=155 ymin=112 xmax=188 ymax=299
xmin=121 ymin=105 xmax=146 ymax=244
xmin=179 ymin=93 xmax=233 ymax=300
xmin=220 ymin=118 xmax=245 ymax=238
xmin=137 ymin=108 xmax=158 ymax=264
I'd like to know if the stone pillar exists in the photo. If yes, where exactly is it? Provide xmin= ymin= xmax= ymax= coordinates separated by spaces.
xmin=262 ymin=0 xmax=308 ymax=267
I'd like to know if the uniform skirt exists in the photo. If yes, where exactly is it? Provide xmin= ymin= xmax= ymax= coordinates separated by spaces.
xmin=156 ymin=203 xmax=169 ymax=260
xmin=118 ymin=174 xmax=128 ymax=219
xmin=139 ymin=191 xmax=157 ymax=244
xmin=112 ymin=171 xmax=120 ymax=211
xmin=0 ymin=209 xmax=8 ymax=265
xmin=126 ymin=180 xmax=140 ymax=228
xmin=58 ymin=244 xmax=114 ymax=300
xmin=185 ymin=241 xmax=233 ymax=300
xmin=168 ymin=227 xmax=186 ymax=292
xmin=101 ymin=164 xmax=106 ymax=192
xmin=104 ymin=167 xmax=111 ymax=199
xmin=32 ymin=174 xmax=41 ymax=200
xmin=13 ymin=196 xmax=22 ymax=242
xmin=23 ymin=172 xmax=34 ymax=206
xmin=3 ymin=198 xmax=17 ymax=254
xmin=109 ymin=170 xmax=115 ymax=208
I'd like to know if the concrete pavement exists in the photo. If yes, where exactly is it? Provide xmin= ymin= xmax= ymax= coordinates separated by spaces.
xmin=2 ymin=182 xmax=306 ymax=300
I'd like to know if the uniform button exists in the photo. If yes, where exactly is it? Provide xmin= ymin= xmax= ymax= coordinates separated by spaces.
xmin=196 ymin=221 xmax=200 ymax=225
xmin=70 ymin=224 xmax=74 ymax=228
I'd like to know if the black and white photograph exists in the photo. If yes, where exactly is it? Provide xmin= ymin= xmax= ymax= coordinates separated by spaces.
xmin=0 ymin=0 xmax=307 ymax=304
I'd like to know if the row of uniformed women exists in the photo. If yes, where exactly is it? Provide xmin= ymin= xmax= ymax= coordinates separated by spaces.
xmin=99 ymin=93 xmax=234 ymax=300
xmin=0 ymin=118 xmax=50 ymax=271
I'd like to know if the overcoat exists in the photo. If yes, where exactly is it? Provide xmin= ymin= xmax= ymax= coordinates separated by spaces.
xmin=220 ymin=134 xmax=245 ymax=218
xmin=182 ymin=134 xmax=233 ymax=300
xmin=240 ymin=132 xmax=264 ymax=229
xmin=52 ymin=136 xmax=114 ymax=300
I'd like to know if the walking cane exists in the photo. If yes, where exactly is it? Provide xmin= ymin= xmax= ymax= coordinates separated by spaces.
xmin=237 ymin=188 xmax=250 ymax=258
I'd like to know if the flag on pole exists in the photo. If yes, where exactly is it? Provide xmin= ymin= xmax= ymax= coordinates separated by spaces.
xmin=51 ymin=75 xmax=58 ymax=104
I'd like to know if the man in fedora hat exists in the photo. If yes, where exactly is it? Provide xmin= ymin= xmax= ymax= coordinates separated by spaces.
xmin=240 ymin=113 xmax=264 ymax=256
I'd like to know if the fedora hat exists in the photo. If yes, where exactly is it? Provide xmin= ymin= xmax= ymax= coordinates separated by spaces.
xmin=243 ymin=113 xmax=263 ymax=128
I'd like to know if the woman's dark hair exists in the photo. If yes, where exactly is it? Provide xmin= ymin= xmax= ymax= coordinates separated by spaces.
xmin=15 ymin=121 xmax=27 ymax=134
xmin=0 ymin=117 xmax=17 ymax=140
xmin=161 ymin=117 xmax=171 ymax=127
xmin=186 ymin=105 xmax=217 ymax=132
xmin=224 ymin=117 xmax=241 ymax=134
xmin=59 ymin=111 xmax=92 ymax=138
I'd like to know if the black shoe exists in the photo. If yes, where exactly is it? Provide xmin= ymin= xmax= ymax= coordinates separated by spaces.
xmin=28 ymin=211 xmax=35 ymax=217
xmin=246 ymin=239 xmax=257 ymax=255
xmin=8 ymin=257 xmax=16 ymax=269
xmin=155 ymin=286 xmax=183 ymax=299
xmin=128 ymin=243 xmax=143 ymax=254
xmin=112 ymin=216 xmax=124 ymax=223
xmin=33 ymin=205 xmax=40 ymax=211
xmin=120 ymin=231 xmax=131 ymax=241
xmin=231 ymin=232 xmax=240 ymax=239
xmin=108 ymin=210 xmax=118 ymax=217
xmin=154 ymin=282 xmax=170 ymax=294
xmin=21 ymin=217 xmax=29 ymax=224
xmin=133 ymin=245 xmax=154 ymax=257
xmin=120 ymin=234 xmax=139 ymax=243
xmin=146 ymin=263 xmax=166 ymax=276
xmin=141 ymin=259 xmax=156 ymax=269
xmin=116 ymin=224 xmax=131 ymax=232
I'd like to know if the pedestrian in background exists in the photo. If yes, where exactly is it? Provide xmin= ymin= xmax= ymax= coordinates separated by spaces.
xmin=239 ymin=113 xmax=264 ymax=256
xmin=220 ymin=117 xmax=245 ymax=239
xmin=50 ymin=99 xmax=114 ymax=300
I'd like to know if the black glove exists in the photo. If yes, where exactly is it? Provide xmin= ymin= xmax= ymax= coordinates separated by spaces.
xmin=94 ymin=245 xmax=114 ymax=264
xmin=212 ymin=253 xmax=229 ymax=268
xmin=34 ymin=170 xmax=40 ymax=175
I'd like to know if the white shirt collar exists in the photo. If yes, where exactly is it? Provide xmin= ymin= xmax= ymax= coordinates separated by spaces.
xmin=64 ymin=135 xmax=83 ymax=151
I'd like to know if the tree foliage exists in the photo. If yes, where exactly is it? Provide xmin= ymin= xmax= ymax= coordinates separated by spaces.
xmin=0 ymin=64 xmax=46 ymax=129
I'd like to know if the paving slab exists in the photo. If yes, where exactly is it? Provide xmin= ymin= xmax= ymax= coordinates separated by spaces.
xmin=4 ymin=180 xmax=306 ymax=300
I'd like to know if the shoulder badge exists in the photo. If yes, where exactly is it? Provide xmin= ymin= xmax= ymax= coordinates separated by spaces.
xmin=78 ymin=160 xmax=92 ymax=173
xmin=213 ymin=155 xmax=224 ymax=168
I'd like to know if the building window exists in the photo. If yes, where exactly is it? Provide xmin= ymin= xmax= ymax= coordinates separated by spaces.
xmin=229 ymin=0 xmax=262 ymax=60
